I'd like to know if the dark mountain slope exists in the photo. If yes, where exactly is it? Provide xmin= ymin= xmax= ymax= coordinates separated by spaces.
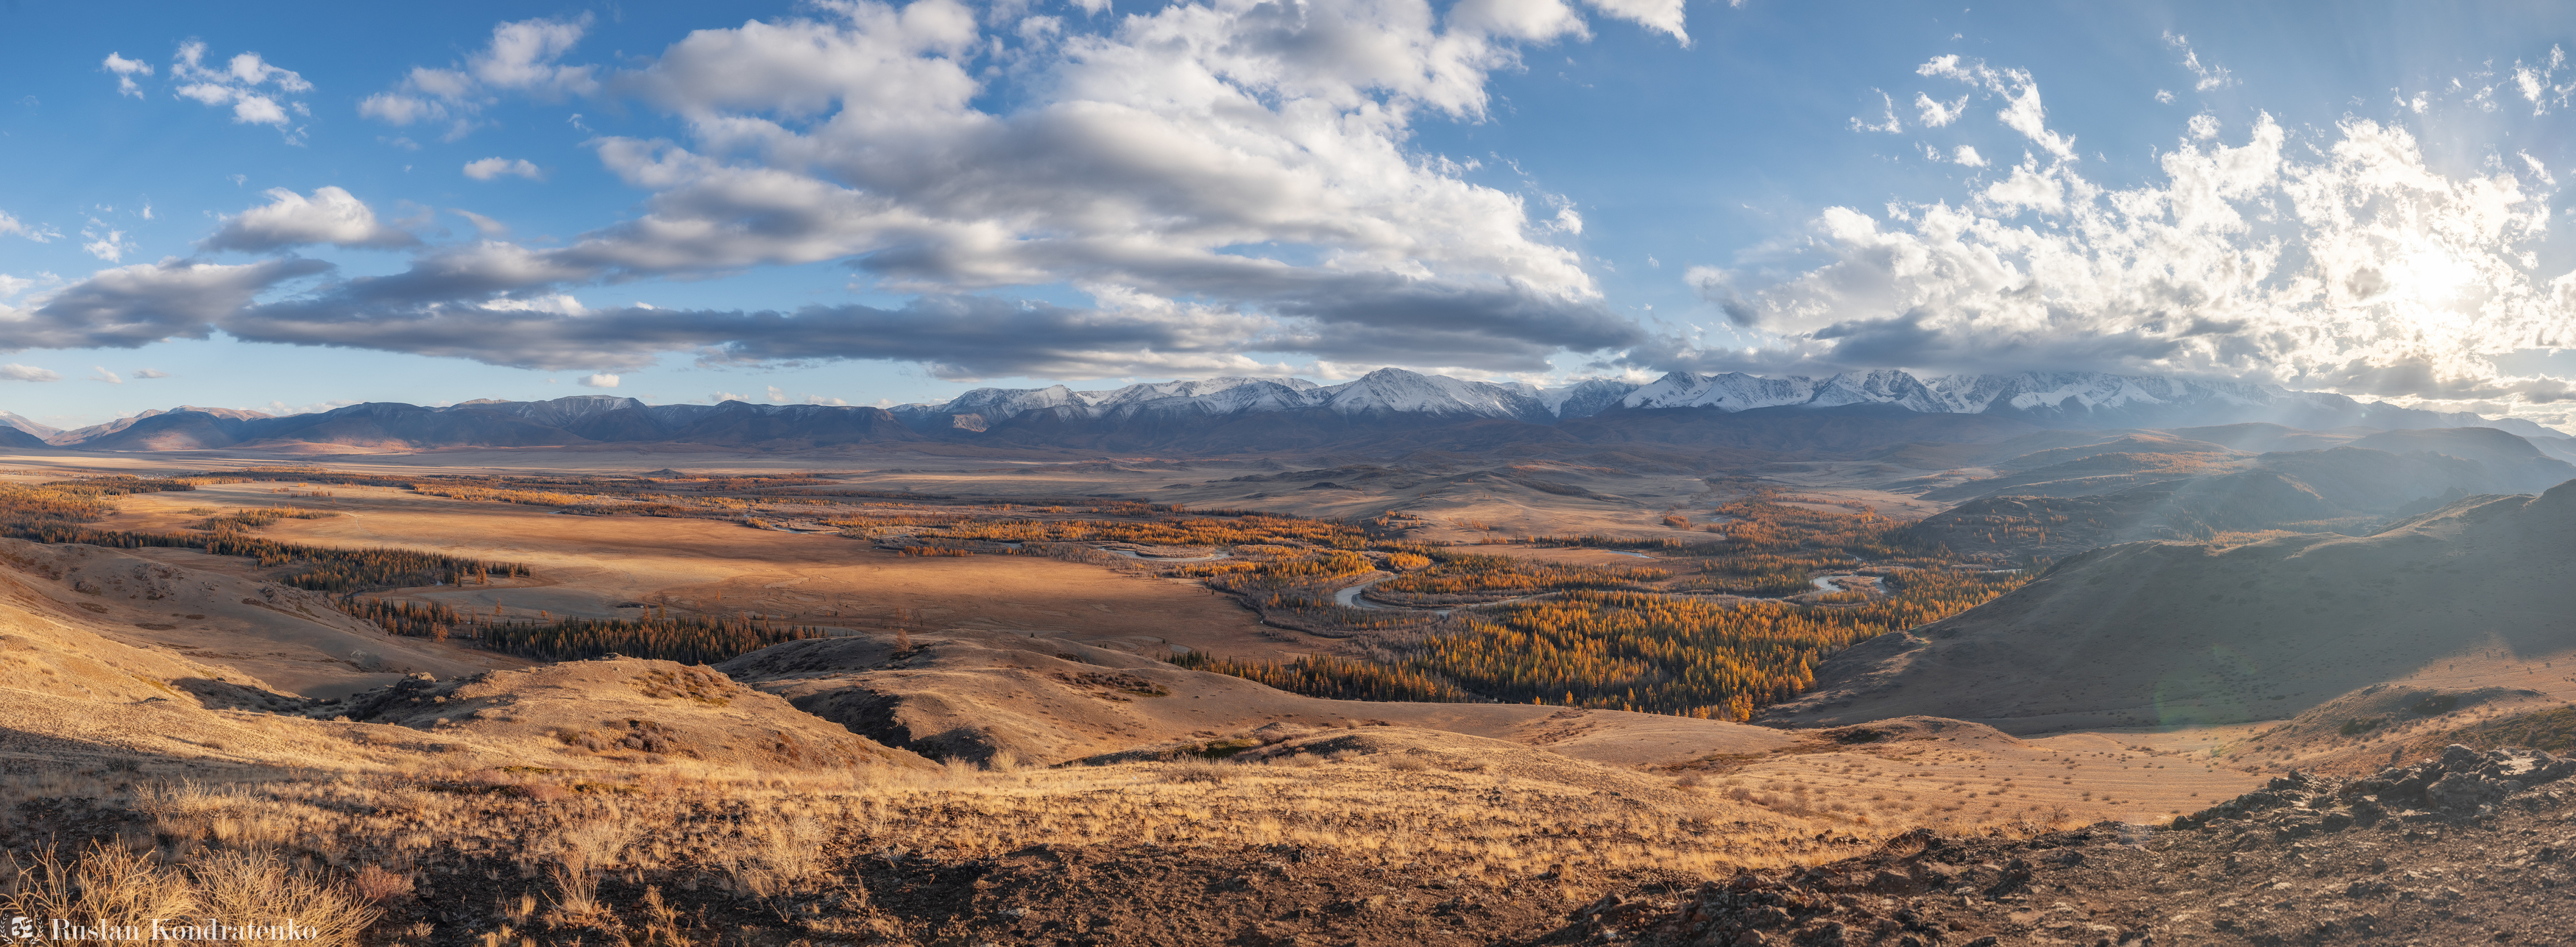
xmin=2348 ymin=425 xmax=2576 ymax=492
xmin=1771 ymin=483 xmax=2576 ymax=733
xmin=1556 ymin=403 xmax=2040 ymax=454
xmin=657 ymin=402 xmax=924 ymax=447
xmin=73 ymin=411 xmax=255 ymax=450
xmin=50 ymin=397 xmax=929 ymax=451
xmin=246 ymin=402 xmax=592 ymax=448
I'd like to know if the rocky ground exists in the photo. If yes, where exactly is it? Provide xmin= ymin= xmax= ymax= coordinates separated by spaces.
xmin=1564 ymin=745 xmax=2576 ymax=946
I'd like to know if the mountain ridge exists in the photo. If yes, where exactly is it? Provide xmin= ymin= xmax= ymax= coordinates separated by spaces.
xmin=893 ymin=367 xmax=2569 ymax=440
xmin=12 ymin=367 xmax=2566 ymax=454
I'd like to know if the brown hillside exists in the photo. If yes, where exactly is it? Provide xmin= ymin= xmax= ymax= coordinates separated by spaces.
xmin=1765 ymin=482 xmax=2576 ymax=733
xmin=716 ymin=628 xmax=1804 ymax=767
xmin=0 ymin=538 xmax=501 ymax=697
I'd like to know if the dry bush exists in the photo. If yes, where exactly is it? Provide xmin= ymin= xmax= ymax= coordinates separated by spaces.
xmin=715 ymin=815 xmax=828 ymax=898
xmin=638 ymin=886 xmax=691 ymax=947
xmin=351 ymin=864 xmax=412 ymax=903
xmin=1164 ymin=759 xmax=1236 ymax=784
xmin=1382 ymin=754 xmax=1432 ymax=773
xmin=545 ymin=820 xmax=636 ymax=916
xmin=1 ymin=843 xmax=194 ymax=933
xmin=2 ymin=845 xmax=375 ymax=947
xmin=188 ymin=849 xmax=381 ymax=946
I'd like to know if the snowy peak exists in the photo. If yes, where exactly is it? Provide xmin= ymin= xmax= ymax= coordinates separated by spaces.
xmin=1538 ymin=377 xmax=1641 ymax=419
xmin=1315 ymin=369 xmax=1546 ymax=420
xmin=882 ymin=368 xmax=2564 ymax=439
xmin=1808 ymin=369 xmax=1945 ymax=412
xmin=452 ymin=394 xmax=652 ymax=427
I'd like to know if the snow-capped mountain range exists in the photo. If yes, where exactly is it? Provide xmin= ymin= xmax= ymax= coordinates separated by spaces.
xmin=16 ymin=368 xmax=2561 ymax=454
xmin=894 ymin=368 xmax=2568 ymax=439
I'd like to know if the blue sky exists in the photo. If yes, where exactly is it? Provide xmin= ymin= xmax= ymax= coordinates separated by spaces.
xmin=3 ymin=1 xmax=2575 ymax=430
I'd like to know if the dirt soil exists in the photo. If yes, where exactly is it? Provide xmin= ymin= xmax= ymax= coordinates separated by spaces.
xmin=1700 ymin=717 xmax=2268 ymax=831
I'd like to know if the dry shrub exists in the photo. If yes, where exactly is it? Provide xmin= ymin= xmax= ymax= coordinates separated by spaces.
xmin=138 ymin=780 xmax=254 ymax=841
xmin=352 ymin=864 xmax=413 ymax=903
xmin=1382 ymin=755 xmax=1431 ymax=773
xmin=1 ymin=843 xmax=194 ymax=932
xmin=1164 ymin=759 xmax=1234 ymax=784
xmin=717 ymin=815 xmax=827 ymax=898
xmin=545 ymin=820 xmax=635 ymax=916
xmin=188 ymin=849 xmax=381 ymax=946
xmin=1674 ymin=771 xmax=1705 ymax=790
xmin=638 ymin=886 xmax=691 ymax=947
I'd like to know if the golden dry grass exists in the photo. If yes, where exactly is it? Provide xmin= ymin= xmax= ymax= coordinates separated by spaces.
xmin=1 ymin=843 xmax=379 ymax=946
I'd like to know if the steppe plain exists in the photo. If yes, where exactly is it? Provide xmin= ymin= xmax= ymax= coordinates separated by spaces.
xmin=4 ymin=434 xmax=2573 ymax=946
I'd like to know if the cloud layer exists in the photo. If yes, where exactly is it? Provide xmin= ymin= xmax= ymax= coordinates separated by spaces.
xmin=0 ymin=0 xmax=1687 ymax=379
xmin=29 ymin=0 xmax=1671 ymax=379
xmin=18 ymin=10 xmax=2576 ymax=421
xmin=1660 ymin=54 xmax=2576 ymax=414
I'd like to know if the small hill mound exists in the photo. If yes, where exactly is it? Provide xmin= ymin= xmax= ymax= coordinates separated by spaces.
xmin=718 ymin=628 xmax=1801 ymax=767
xmin=2222 ymin=682 xmax=2570 ymax=776
xmin=315 ymin=657 xmax=922 ymax=771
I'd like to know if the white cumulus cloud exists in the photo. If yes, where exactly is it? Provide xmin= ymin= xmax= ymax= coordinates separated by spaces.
xmin=169 ymin=42 xmax=311 ymax=138
xmin=359 ymin=15 xmax=598 ymax=141
xmin=461 ymin=157 xmax=543 ymax=182
xmin=88 ymin=366 xmax=123 ymax=384
xmin=202 ymin=187 xmax=420 ymax=251
xmin=578 ymin=372 xmax=618 ymax=388
xmin=102 ymin=52 xmax=154 ymax=97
